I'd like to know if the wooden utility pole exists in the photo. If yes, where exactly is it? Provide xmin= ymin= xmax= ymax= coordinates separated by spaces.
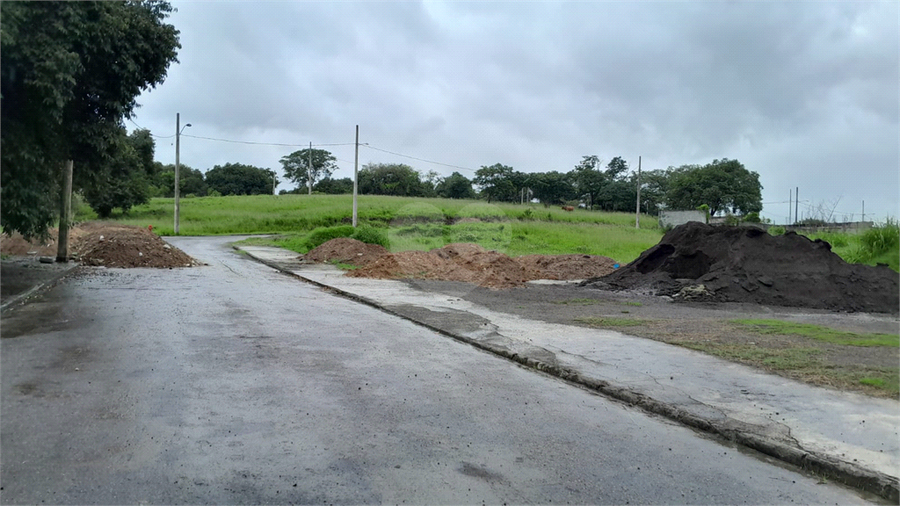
xmin=795 ymin=187 xmax=799 ymax=224
xmin=789 ymin=189 xmax=792 ymax=225
xmin=56 ymin=160 xmax=74 ymax=262
xmin=634 ymin=156 xmax=641 ymax=229
xmin=352 ymin=125 xmax=359 ymax=227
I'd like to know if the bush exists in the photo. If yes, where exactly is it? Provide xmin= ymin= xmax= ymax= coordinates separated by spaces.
xmin=302 ymin=224 xmax=390 ymax=251
xmin=769 ymin=226 xmax=785 ymax=236
xmin=303 ymin=225 xmax=356 ymax=250
xmin=744 ymin=212 xmax=761 ymax=223
xmin=351 ymin=224 xmax=389 ymax=248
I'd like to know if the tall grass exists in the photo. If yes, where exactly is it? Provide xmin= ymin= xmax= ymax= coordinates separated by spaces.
xmin=805 ymin=219 xmax=899 ymax=272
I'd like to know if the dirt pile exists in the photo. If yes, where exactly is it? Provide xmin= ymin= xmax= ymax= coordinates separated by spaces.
xmin=307 ymin=239 xmax=618 ymax=289
xmin=1 ymin=222 xmax=196 ymax=268
xmin=583 ymin=222 xmax=899 ymax=313
xmin=515 ymin=254 xmax=619 ymax=281
xmin=304 ymin=238 xmax=389 ymax=266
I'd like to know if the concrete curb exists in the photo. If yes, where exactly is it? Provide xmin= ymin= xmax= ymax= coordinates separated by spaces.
xmin=236 ymin=246 xmax=900 ymax=502
xmin=1 ymin=263 xmax=79 ymax=313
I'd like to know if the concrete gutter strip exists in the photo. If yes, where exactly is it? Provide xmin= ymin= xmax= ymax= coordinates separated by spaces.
xmin=237 ymin=245 xmax=898 ymax=501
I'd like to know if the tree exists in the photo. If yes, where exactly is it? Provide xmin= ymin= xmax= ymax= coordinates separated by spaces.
xmin=529 ymin=171 xmax=574 ymax=206
xmin=569 ymin=156 xmax=604 ymax=209
xmin=358 ymin=163 xmax=428 ymax=196
xmin=595 ymin=157 xmax=634 ymax=212
xmin=474 ymin=164 xmax=516 ymax=203
xmin=633 ymin=169 xmax=671 ymax=216
xmin=280 ymin=148 xmax=337 ymax=192
xmin=1 ymin=1 xmax=180 ymax=238
xmin=152 ymin=164 xmax=207 ymax=197
xmin=666 ymin=159 xmax=763 ymax=216
xmin=436 ymin=172 xmax=476 ymax=199
xmin=206 ymin=163 xmax=275 ymax=196
xmin=313 ymin=177 xmax=353 ymax=194
xmin=81 ymin=127 xmax=157 ymax=217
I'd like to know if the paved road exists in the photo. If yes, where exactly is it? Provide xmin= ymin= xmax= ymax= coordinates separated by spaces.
xmin=0 ymin=236 xmax=876 ymax=504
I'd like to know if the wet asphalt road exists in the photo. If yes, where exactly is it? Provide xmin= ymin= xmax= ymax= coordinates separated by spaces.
xmin=0 ymin=236 xmax=876 ymax=504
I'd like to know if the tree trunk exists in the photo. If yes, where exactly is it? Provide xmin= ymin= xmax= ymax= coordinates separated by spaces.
xmin=56 ymin=159 xmax=74 ymax=262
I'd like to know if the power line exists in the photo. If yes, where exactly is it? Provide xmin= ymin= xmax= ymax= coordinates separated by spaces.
xmin=180 ymin=134 xmax=355 ymax=148
xmin=363 ymin=144 xmax=477 ymax=173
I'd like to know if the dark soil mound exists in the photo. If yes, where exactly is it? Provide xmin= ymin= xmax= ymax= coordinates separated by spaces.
xmin=583 ymin=222 xmax=899 ymax=313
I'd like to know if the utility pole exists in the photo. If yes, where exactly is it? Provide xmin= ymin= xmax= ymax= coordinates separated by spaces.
xmin=308 ymin=141 xmax=313 ymax=196
xmin=353 ymin=125 xmax=359 ymax=227
xmin=635 ymin=156 xmax=641 ymax=229
xmin=789 ymin=189 xmax=792 ymax=225
xmin=862 ymin=200 xmax=865 ymax=223
xmin=272 ymin=170 xmax=277 ymax=195
xmin=175 ymin=113 xmax=181 ymax=234
xmin=56 ymin=159 xmax=73 ymax=262
xmin=795 ymin=187 xmax=799 ymax=226
xmin=174 ymin=113 xmax=191 ymax=234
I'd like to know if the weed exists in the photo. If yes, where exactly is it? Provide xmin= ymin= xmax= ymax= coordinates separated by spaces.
xmin=859 ymin=377 xmax=886 ymax=388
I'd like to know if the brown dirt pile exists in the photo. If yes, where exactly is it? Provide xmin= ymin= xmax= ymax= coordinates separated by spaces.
xmin=515 ymin=254 xmax=619 ymax=281
xmin=1 ymin=222 xmax=196 ymax=268
xmin=583 ymin=222 xmax=899 ymax=313
xmin=304 ymin=238 xmax=389 ymax=266
xmin=309 ymin=238 xmax=618 ymax=289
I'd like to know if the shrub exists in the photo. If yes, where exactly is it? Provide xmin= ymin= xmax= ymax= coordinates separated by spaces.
xmin=769 ymin=226 xmax=785 ymax=236
xmin=303 ymin=225 xmax=356 ymax=250
xmin=744 ymin=212 xmax=761 ymax=223
xmin=351 ymin=224 xmax=389 ymax=248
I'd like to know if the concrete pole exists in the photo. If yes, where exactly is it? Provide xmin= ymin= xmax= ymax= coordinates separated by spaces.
xmin=308 ymin=141 xmax=313 ymax=195
xmin=635 ymin=156 xmax=641 ymax=229
xmin=56 ymin=159 xmax=73 ymax=262
xmin=175 ymin=113 xmax=181 ymax=235
xmin=352 ymin=125 xmax=359 ymax=227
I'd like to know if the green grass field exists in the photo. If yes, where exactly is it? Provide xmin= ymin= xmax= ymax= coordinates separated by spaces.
xmin=79 ymin=194 xmax=663 ymax=264
xmin=77 ymin=193 xmax=897 ymax=270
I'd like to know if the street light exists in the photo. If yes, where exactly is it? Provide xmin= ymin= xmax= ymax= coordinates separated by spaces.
xmin=175 ymin=113 xmax=191 ymax=234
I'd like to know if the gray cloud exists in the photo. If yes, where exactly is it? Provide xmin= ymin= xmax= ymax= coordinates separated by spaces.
xmin=132 ymin=1 xmax=899 ymax=221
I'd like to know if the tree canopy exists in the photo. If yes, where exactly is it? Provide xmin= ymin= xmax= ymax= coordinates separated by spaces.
xmin=358 ymin=163 xmax=430 ymax=197
xmin=81 ymin=128 xmax=157 ymax=218
xmin=474 ymin=164 xmax=517 ymax=203
xmin=280 ymin=148 xmax=337 ymax=192
xmin=666 ymin=159 xmax=763 ymax=215
xmin=1 ymin=1 xmax=181 ymax=238
xmin=436 ymin=172 xmax=476 ymax=199
xmin=206 ymin=163 xmax=276 ymax=196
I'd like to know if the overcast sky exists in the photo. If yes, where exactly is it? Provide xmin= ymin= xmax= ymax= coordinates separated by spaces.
xmin=129 ymin=1 xmax=899 ymax=223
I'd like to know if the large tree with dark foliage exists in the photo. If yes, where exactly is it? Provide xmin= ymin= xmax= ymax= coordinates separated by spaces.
xmin=435 ymin=172 xmax=476 ymax=199
xmin=528 ymin=171 xmax=574 ymax=205
xmin=206 ymin=163 xmax=275 ymax=196
xmin=473 ymin=163 xmax=517 ymax=203
xmin=358 ymin=163 xmax=429 ymax=196
xmin=666 ymin=159 xmax=762 ymax=216
xmin=81 ymin=128 xmax=157 ymax=217
xmin=1 ymin=1 xmax=180 ymax=238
